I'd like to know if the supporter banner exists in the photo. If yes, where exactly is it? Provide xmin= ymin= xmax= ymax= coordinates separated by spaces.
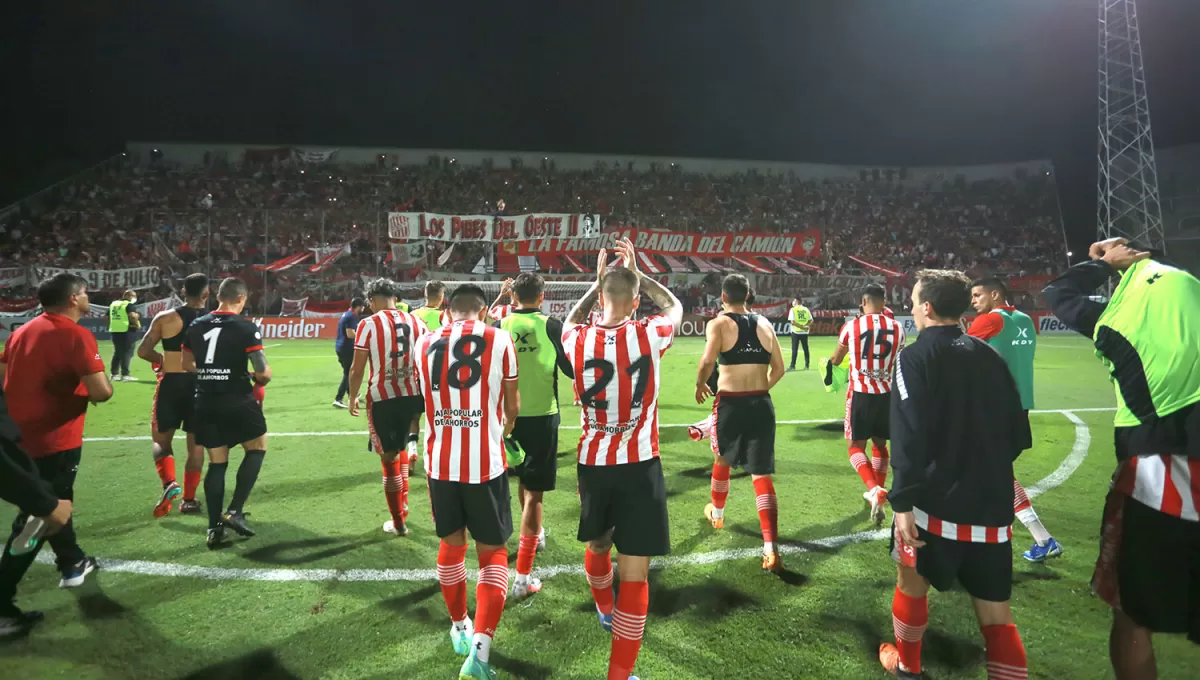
xmin=520 ymin=227 xmax=822 ymax=258
xmin=0 ymin=267 xmax=26 ymax=289
xmin=281 ymin=298 xmax=307 ymax=316
xmin=388 ymin=212 xmax=604 ymax=243
xmin=142 ymin=295 xmax=183 ymax=319
xmin=249 ymin=317 xmax=338 ymax=340
xmin=391 ymin=241 xmax=427 ymax=266
xmin=292 ymin=148 xmax=338 ymax=163
xmin=34 ymin=266 xmax=161 ymax=291
xmin=0 ymin=298 xmax=38 ymax=314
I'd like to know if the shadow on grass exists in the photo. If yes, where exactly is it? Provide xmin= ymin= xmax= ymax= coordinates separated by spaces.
xmin=180 ymin=649 xmax=303 ymax=680
xmin=242 ymin=536 xmax=386 ymax=566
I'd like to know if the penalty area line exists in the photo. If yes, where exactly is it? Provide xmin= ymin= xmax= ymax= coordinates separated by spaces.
xmin=81 ymin=406 xmax=1115 ymax=442
xmin=56 ymin=412 xmax=1094 ymax=582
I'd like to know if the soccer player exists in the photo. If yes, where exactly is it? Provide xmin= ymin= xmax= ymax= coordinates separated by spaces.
xmin=182 ymin=278 xmax=272 ymax=549
xmin=108 ymin=289 xmax=140 ymax=381
xmin=825 ymin=284 xmax=905 ymax=525
xmin=347 ymin=279 xmax=427 ymax=537
xmin=880 ymin=269 xmax=1031 ymax=680
xmin=968 ymin=278 xmax=1063 ymax=563
xmin=564 ymin=238 xmax=681 ymax=680
xmin=0 ymin=273 xmax=110 ymax=600
xmin=333 ymin=297 xmax=366 ymax=408
xmin=415 ymin=284 xmax=519 ymax=680
xmin=788 ymin=296 xmax=812 ymax=371
xmin=137 ymin=273 xmax=210 ymax=517
xmin=499 ymin=273 xmax=575 ymax=600
xmin=696 ymin=274 xmax=786 ymax=571
xmin=1043 ymin=238 xmax=1200 ymax=679
xmin=414 ymin=280 xmax=448 ymax=332
xmin=488 ymin=278 xmax=515 ymax=322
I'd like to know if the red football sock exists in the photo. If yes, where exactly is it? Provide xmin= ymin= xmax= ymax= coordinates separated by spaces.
xmin=710 ymin=463 xmax=731 ymax=511
xmin=436 ymin=541 xmax=469 ymax=622
xmin=381 ymin=458 xmax=404 ymax=527
xmin=981 ymin=624 xmax=1028 ymax=679
xmin=871 ymin=443 xmax=890 ymax=488
xmin=516 ymin=533 xmax=539 ymax=577
xmin=183 ymin=470 xmax=202 ymax=501
xmin=891 ymin=586 xmax=928 ymax=675
xmin=609 ymin=580 xmax=649 ymax=680
xmin=585 ymin=547 xmax=615 ymax=615
xmin=849 ymin=446 xmax=877 ymax=490
xmin=398 ymin=460 xmax=410 ymax=520
xmin=1013 ymin=479 xmax=1033 ymax=513
xmin=474 ymin=548 xmax=509 ymax=638
xmin=752 ymin=476 xmax=778 ymax=547
xmin=154 ymin=455 xmax=176 ymax=486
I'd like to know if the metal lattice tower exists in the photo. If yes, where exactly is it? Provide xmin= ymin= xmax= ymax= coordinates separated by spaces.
xmin=1097 ymin=0 xmax=1166 ymax=252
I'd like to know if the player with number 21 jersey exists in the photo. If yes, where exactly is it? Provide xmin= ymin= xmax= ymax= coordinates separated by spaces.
xmin=564 ymin=316 xmax=675 ymax=465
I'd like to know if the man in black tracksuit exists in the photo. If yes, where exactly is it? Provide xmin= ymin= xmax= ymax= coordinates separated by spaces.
xmin=0 ymin=390 xmax=73 ymax=638
xmin=878 ymin=269 xmax=1032 ymax=679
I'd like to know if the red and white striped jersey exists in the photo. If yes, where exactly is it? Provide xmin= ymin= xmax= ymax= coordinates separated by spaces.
xmin=415 ymin=320 xmax=518 ymax=484
xmin=912 ymin=507 xmax=1013 ymax=543
xmin=354 ymin=309 xmax=428 ymax=401
xmin=490 ymin=304 xmax=514 ymax=321
xmin=588 ymin=310 xmax=603 ymax=325
xmin=1114 ymin=454 xmax=1200 ymax=521
xmin=563 ymin=315 xmax=676 ymax=466
xmin=838 ymin=313 xmax=906 ymax=394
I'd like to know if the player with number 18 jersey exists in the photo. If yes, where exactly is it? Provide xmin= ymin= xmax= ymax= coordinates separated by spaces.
xmin=413 ymin=287 xmax=520 ymax=679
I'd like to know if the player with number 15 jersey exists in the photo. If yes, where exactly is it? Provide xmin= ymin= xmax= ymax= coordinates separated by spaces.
xmin=826 ymin=284 xmax=906 ymax=526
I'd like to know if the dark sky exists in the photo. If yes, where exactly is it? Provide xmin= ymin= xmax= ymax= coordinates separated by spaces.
xmin=8 ymin=0 xmax=1200 ymax=252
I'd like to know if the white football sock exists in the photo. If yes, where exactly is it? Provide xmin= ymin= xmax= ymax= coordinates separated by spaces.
xmin=472 ymin=633 xmax=492 ymax=662
xmin=1016 ymin=508 xmax=1052 ymax=545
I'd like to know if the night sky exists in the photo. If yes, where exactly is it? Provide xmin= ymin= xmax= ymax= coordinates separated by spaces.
xmin=8 ymin=0 xmax=1200 ymax=253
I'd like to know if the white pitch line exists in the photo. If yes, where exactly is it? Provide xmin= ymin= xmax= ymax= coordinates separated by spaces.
xmin=81 ymin=407 xmax=1115 ymax=442
xmin=52 ymin=411 xmax=1093 ymax=582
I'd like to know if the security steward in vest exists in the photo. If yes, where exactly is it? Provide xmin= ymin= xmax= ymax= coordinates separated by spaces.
xmin=109 ymin=290 xmax=141 ymax=381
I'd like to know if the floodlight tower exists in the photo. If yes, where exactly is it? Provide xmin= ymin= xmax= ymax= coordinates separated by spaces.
xmin=1097 ymin=0 xmax=1166 ymax=252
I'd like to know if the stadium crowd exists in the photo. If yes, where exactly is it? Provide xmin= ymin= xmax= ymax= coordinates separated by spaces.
xmin=0 ymin=153 xmax=1066 ymax=309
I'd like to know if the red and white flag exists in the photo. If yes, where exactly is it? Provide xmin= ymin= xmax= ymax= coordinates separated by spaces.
xmin=309 ymin=244 xmax=351 ymax=273
xmin=255 ymin=251 xmax=313 ymax=272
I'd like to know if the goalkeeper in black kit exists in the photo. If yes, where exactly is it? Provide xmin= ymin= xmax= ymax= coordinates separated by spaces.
xmin=879 ymin=269 xmax=1032 ymax=680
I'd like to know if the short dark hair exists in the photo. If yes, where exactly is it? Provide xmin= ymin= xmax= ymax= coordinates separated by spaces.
xmin=971 ymin=277 xmax=1009 ymax=302
xmin=37 ymin=273 xmax=86 ymax=309
xmin=425 ymin=281 xmax=446 ymax=299
xmin=722 ymin=274 xmax=750 ymax=304
xmin=217 ymin=277 xmax=248 ymax=302
xmin=600 ymin=268 xmax=639 ymax=302
xmin=183 ymin=273 xmax=208 ymax=298
xmin=915 ymin=269 xmax=973 ymax=320
xmin=448 ymin=284 xmax=487 ymax=315
xmin=746 ymin=291 xmax=756 ymax=307
xmin=364 ymin=278 xmax=396 ymax=299
xmin=863 ymin=284 xmax=886 ymax=303
xmin=512 ymin=273 xmax=545 ymax=305
xmin=350 ymin=297 xmax=366 ymax=309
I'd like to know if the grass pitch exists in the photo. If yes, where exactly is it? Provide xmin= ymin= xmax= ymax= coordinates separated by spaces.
xmin=1 ymin=335 xmax=1197 ymax=679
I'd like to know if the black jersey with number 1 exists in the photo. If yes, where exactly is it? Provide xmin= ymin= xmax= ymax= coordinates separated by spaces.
xmin=183 ymin=311 xmax=264 ymax=396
